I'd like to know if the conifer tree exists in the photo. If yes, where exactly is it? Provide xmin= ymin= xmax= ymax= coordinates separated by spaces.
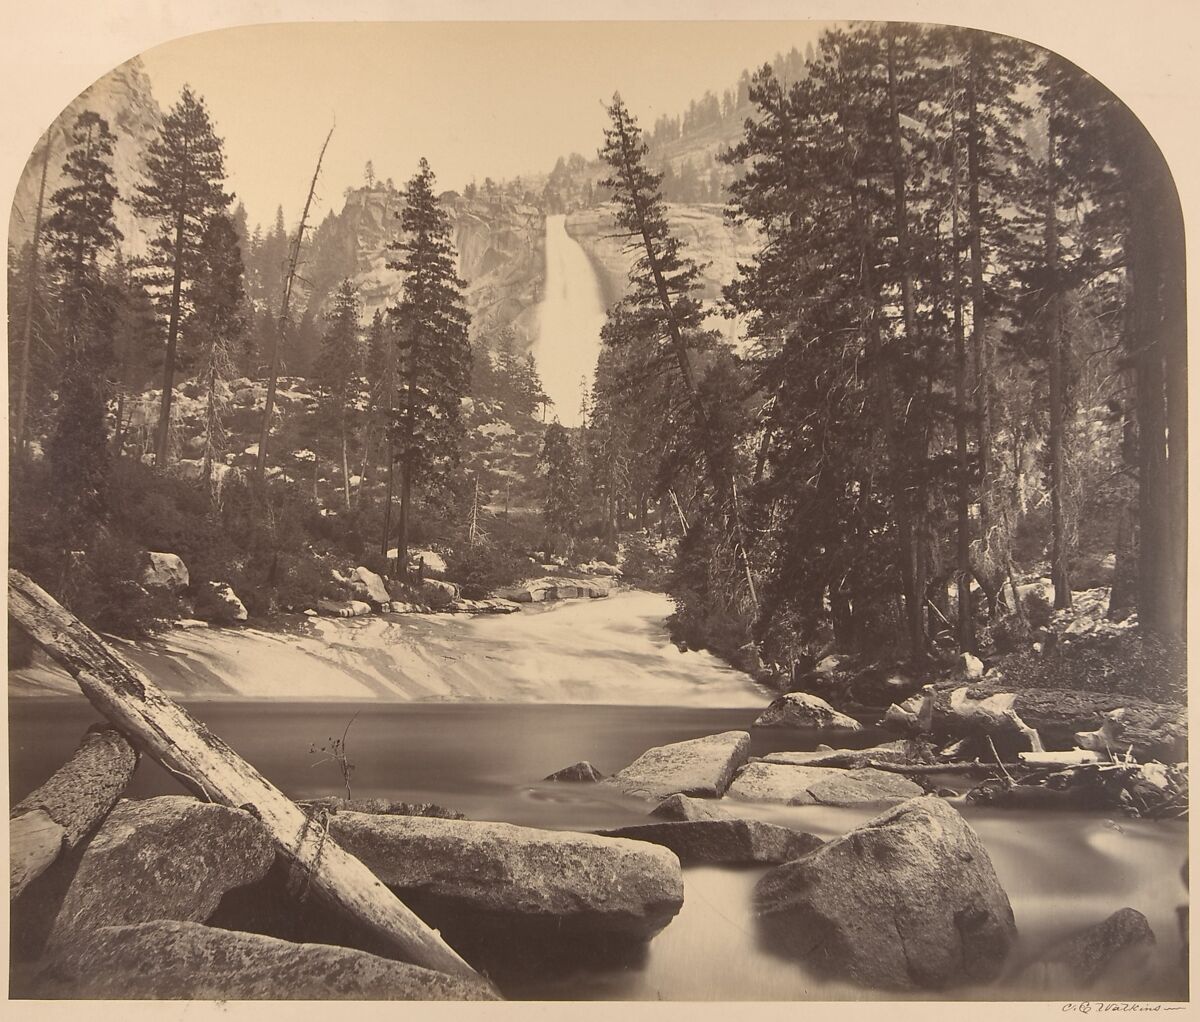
xmin=188 ymin=212 xmax=247 ymax=487
xmin=313 ymin=280 xmax=363 ymax=508
xmin=44 ymin=111 xmax=123 ymax=554
xmin=539 ymin=422 xmax=580 ymax=557
xmin=385 ymin=158 xmax=472 ymax=567
xmin=132 ymin=86 xmax=231 ymax=466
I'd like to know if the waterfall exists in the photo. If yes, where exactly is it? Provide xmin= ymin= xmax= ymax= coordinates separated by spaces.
xmin=533 ymin=214 xmax=608 ymax=427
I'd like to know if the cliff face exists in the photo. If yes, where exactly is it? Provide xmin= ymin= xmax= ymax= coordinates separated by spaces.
xmin=8 ymin=57 xmax=162 ymax=260
xmin=320 ymin=187 xmax=546 ymax=350
xmin=564 ymin=203 xmax=759 ymax=344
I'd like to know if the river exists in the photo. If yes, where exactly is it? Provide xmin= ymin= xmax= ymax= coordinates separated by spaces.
xmin=8 ymin=592 xmax=1189 ymax=1001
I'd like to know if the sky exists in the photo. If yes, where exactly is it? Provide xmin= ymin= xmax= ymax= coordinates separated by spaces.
xmin=139 ymin=21 xmax=828 ymax=232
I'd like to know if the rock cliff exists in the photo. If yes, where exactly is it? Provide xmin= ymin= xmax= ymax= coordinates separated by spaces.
xmin=9 ymin=57 xmax=161 ymax=260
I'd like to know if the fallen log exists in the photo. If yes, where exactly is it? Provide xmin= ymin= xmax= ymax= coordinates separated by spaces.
xmin=10 ymin=725 xmax=138 ymax=898
xmin=7 ymin=570 xmax=485 ymax=985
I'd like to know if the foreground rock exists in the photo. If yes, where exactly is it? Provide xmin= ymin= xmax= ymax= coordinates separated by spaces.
xmin=649 ymin=793 xmax=728 ymax=822
xmin=544 ymin=761 xmax=604 ymax=782
xmin=597 ymin=819 xmax=824 ymax=866
xmin=28 ymin=920 xmax=498 ymax=1000
xmin=755 ymin=797 xmax=1016 ymax=989
xmin=727 ymin=762 xmax=923 ymax=806
xmin=354 ymin=566 xmax=391 ymax=606
xmin=48 ymin=796 xmax=274 ymax=946
xmin=754 ymin=693 xmax=862 ymax=732
xmin=328 ymin=812 xmax=683 ymax=940
xmin=1019 ymin=908 xmax=1156 ymax=993
xmin=603 ymin=731 xmax=751 ymax=799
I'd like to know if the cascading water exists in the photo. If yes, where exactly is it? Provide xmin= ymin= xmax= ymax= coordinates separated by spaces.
xmin=532 ymin=213 xmax=608 ymax=426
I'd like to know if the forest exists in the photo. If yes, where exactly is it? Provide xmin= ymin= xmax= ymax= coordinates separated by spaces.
xmin=6 ymin=22 xmax=1187 ymax=700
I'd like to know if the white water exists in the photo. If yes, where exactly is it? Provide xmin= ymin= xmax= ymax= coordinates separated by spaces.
xmin=533 ymin=213 xmax=608 ymax=426
xmin=11 ymin=591 xmax=767 ymax=706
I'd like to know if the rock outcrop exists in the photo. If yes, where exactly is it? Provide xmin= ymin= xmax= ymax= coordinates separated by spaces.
xmin=597 ymin=819 xmax=824 ymax=866
xmin=727 ymin=762 xmax=923 ymax=806
xmin=493 ymin=576 xmax=615 ymax=603
xmin=27 ymin=920 xmax=499 ymax=1000
xmin=603 ymin=731 xmax=751 ymax=800
xmin=353 ymin=566 xmax=391 ymax=606
xmin=47 ymin=797 xmax=275 ymax=946
xmin=755 ymin=796 xmax=1017 ymax=989
xmin=649 ymin=793 xmax=728 ymax=822
xmin=753 ymin=693 xmax=863 ymax=731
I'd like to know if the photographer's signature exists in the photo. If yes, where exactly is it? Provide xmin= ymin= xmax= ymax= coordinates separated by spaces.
xmin=1062 ymin=1005 xmax=1184 ymax=1014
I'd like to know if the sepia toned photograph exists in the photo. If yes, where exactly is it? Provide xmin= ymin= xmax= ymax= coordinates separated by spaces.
xmin=4 ymin=7 xmax=1190 ymax=1008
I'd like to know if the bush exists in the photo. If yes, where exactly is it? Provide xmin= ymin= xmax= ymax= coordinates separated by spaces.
xmin=996 ymin=629 xmax=1186 ymax=703
xmin=444 ymin=541 xmax=536 ymax=600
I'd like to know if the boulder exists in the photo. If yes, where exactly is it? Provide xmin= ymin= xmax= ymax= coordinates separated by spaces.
xmin=959 ymin=652 xmax=986 ymax=680
xmin=195 ymin=581 xmax=248 ymax=623
xmin=597 ymin=819 xmax=824 ymax=866
xmin=142 ymin=552 xmax=189 ymax=591
xmin=1019 ymin=908 xmax=1156 ymax=993
xmin=421 ymin=577 xmax=461 ymax=601
xmin=327 ymin=812 xmax=683 ymax=940
xmin=649 ymin=793 xmax=728 ymax=822
xmin=353 ymin=566 xmax=390 ymax=605
xmin=602 ymin=730 xmax=751 ymax=800
xmin=28 ymin=920 xmax=498 ymax=1000
xmin=317 ymin=598 xmax=373 ymax=618
xmin=755 ymin=796 xmax=1017 ymax=989
xmin=727 ymin=762 xmax=923 ymax=806
xmin=48 ymin=796 xmax=274 ymax=946
xmin=544 ymin=761 xmax=604 ymax=782
xmin=754 ymin=692 xmax=862 ymax=731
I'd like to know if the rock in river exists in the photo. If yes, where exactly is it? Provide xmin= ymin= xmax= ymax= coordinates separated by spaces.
xmin=328 ymin=812 xmax=683 ymax=940
xmin=755 ymin=796 xmax=1017 ymax=989
xmin=48 ymin=796 xmax=274 ymax=946
xmin=727 ymin=762 xmax=923 ymax=806
xmin=1019 ymin=907 xmax=1157 ymax=994
xmin=28 ymin=919 xmax=499 ymax=1000
xmin=754 ymin=692 xmax=862 ymax=731
xmin=544 ymin=760 xmax=604 ymax=782
xmin=649 ymin=793 xmax=728 ymax=822
xmin=602 ymin=730 xmax=751 ymax=799
xmin=597 ymin=819 xmax=824 ymax=866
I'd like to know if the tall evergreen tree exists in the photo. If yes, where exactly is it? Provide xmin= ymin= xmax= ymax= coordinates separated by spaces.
xmin=313 ymin=280 xmax=363 ymax=508
xmin=385 ymin=158 xmax=472 ymax=566
xmin=539 ymin=422 xmax=580 ymax=557
xmin=132 ymin=85 xmax=230 ymax=466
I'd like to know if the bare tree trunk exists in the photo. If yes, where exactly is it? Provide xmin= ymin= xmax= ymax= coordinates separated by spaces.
xmin=7 ymin=570 xmax=486 ymax=985
xmin=948 ymin=61 xmax=976 ymax=652
xmin=396 ymin=459 xmax=412 ymax=573
xmin=1044 ymin=102 xmax=1072 ymax=610
xmin=256 ymin=126 xmax=334 ymax=483
xmin=381 ymin=439 xmax=395 ymax=559
xmin=341 ymin=417 xmax=351 ymax=509
xmin=154 ymin=206 xmax=187 ymax=467
xmin=14 ymin=137 xmax=51 ymax=455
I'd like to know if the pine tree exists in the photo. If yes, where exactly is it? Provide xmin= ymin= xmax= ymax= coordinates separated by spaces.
xmin=313 ymin=280 xmax=363 ymax=508
xmin=45 ymin=111 xmax=123 ymax=345
xmin=385 ymin=158 xmax=472 ymax=567
xmin=132 ymin=85 xmax=231 ymax=466
xmin=188 ymin=212 xmax=246 ymax=487
xmin=539 ymin=422 xmax=580 ymax=556
xmin=43 ymin=111 xmax=124 ymax=559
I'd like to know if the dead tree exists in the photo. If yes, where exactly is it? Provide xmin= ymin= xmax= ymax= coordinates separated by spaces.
xmin=255 ymin=125 xmax=334 ymax=483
